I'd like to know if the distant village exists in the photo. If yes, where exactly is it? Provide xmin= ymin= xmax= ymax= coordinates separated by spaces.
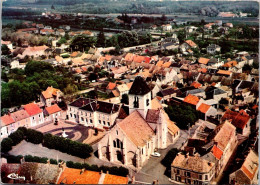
xmin=1 ymin=10 xmax=259 ymax=185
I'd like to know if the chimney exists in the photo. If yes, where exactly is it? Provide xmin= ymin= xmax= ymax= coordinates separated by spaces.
xmin=47 ymin=159 xmax=50 ymax=164
xmin=100 ymin=170 xmax=103 ymax=174
xmin=106 ymin=171 xmax=109 ymax=174
xmin=73 ymin=181 xmax=76 ymax=184
xmin=80 ymin=168 xmax=85 ymax=174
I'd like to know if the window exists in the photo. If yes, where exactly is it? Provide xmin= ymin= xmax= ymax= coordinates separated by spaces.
xmin=86 ymin=118 xmax=88 ymax=123
xmin=199 ymin=175 xmax=202 ymax=180
xmin=81 ymin=117 xmax=84 ymax=121
xmin=70 ymin=113 xmax=72 ymax=117
xmin=186 ymin=172 xmax=191 ymax=177
xmin=103 ymin=121 xmax=106 ymax=125
xmin=176 ymin=169 xmax=180 ymax=175
xmin=107 ymin=122 xmax=110 ymax=126
xmin=113 ymin=140 xmax=116 ymax=147
xmin=116 ymin=130 xmax=118 ymax=135
xmin=90 ymin=119 xmax=92 ymax=123
xmin=148 ymin=142 xmax=149 ymax=148
xmin=70 ymin=108 xmax=71 ymax=111
xmin=142 ymin=148 xmax=143 ymax=155
xmin=39 ymin=114 xmax=41 ymax=118
xmin=74 ymin=114 xmax=76 ymax=118
xmin=99 ymin=120 xmax=101 ymax=124
xmin=146 ymin=99 xmax=149 ymax=106
xmin=33 ymin=117 xmax=35 ymax=120
xmin=85 ymin=112 xmax=87 ymax=116
xmin=205 ymin=175 xmax=208 ymax=180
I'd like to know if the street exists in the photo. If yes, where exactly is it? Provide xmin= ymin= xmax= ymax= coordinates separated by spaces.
xmin=134 ymin=130 xmax=188 ymax=184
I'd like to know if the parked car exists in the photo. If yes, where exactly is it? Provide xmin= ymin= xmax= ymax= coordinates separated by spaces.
xmin=151 ymin=152 xmax=161 ymax=157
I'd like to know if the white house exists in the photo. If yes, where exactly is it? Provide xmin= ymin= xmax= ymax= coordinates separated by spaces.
xmin=162 ymin=24 xmax=172 ymax=31
xmin=44 ymin=104 xmax=62 ymax=122
xmin=23 ymin=103 xmax=44 ymax=127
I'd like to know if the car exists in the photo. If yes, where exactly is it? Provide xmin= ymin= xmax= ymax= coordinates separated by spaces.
xmin=151 ymin=152 xmax=161 ymax=157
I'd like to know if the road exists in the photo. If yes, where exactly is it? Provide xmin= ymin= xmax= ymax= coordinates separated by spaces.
xmin=134 ymin=130 xmax=188 ymax=184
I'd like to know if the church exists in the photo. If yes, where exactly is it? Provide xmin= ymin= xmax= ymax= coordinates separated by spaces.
xmin=97 ymin=76 xmax=180 ymax=169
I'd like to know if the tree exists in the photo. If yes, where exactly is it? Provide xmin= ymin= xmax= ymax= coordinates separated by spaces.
xmin=242 ymin=64 xmax=253 ymax=73
xmin=165 ymin=32 xmax=172 ymax=38
xmin=88 ymin=73 xmax=98 ymax=82
xmin=64 ymin=84 xmax=78 ymax=95
xmin=164 ymin=104 xmax=198 ymax=129
xmin=70 ymin=34 xmax=96 ymax=52
xmin=1 ymin=44 xmax=10 ymax=55
xmin=25 ymin=61 xmax=54 ymax=76
xmin=1 ymin=138 xmax=13 ymax=153
xmin=26 ymin=129 xmax=43 ymax=144
xmin=96 ymin=30 xmax=106 ymax=47
xmin=87 ymin=90 xmax=98 ymax=99
xmin=9 ymin=130 xmax=24 ymax=145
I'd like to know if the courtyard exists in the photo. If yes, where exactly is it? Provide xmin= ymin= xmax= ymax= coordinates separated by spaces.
xmin=35 ymin=120 xmax=105 ymax=144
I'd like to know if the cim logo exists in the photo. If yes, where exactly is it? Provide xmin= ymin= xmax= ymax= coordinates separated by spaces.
xmin=7 ymin=173 xmax=25 ymax=181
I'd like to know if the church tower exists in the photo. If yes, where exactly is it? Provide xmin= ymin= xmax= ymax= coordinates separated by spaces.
xmin=129 ymin=76 xmax=152 ymax=118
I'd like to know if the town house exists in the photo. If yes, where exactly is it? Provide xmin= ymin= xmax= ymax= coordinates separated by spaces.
xmin=171 ymin=153 xmax=215 ymax=185
xmin=22 ymin=103 xmax=44 ymax=127
xmin=40 ymin=86 xmax=63 ymax=107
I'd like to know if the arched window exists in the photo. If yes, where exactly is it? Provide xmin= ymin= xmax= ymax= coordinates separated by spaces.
xmin=117 ymin=139 xmax=120 ymax=148
xmin=113 ymin=139 xmax=123 ymax=149
xmin=134 ymin=96 xmax=139 ymax=108
xmin=113 ymin=140 xmax=116 ymax=147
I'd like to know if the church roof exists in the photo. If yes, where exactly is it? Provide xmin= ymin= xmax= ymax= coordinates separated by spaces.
xmin=129 ymin=76 xmax=151 ymax=95
xmin=118 ymin=110 xmax=155 ymax=147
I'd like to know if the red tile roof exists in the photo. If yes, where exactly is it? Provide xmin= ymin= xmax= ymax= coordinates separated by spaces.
xmin=118 ymin=111 xmax=155 ymax=147
xmin=217 ymin=70 xmax=232 ymax=76
xmin=45 ymin=104 xmax=61 ymax=115
xmin=211 ymin=145 xmax=223 ymax=160
xmin=106 ymin=82 xmax=117 ymax=90
xmin=57 ymin=168 xmax=101 ymax=184
xmin=23 ymin=103 xmax=42 ymax=116
xmin=144 ymin=56 xmax=151 ymax=63
xmin=198 ymin=58 xmax=210 ymax=65
xmin=191 ymin=81 xmax=202 ymax=88
xmin=198 ymin=68 xmax=207 ymax=73
xmin=1 ymin=114 xmax=15 ymax=126
xmin=103 ymin=174 xmax=128 ymax=184
xmin=221 ymin=109 xmax=250 ymax=130
xmin=185 ymin=40 xmax=197 ymax=47
xmin=184 ymin=94 xmax=200 ymax=105
xmin=197 ymin=103 xmax=211 ymax=114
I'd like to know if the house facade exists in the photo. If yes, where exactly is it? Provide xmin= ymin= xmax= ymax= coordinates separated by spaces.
xmin=23 ymin=103 xmax=44 ymax=127
xmin=171 ymin=153 xmax=215 ymax=185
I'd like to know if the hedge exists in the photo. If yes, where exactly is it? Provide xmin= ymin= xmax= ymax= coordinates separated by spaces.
xmin=1 ymin=138 xmax=13 ymax=153
xmin=8 ymin=130 xmax=24 ymax=145
xmin=4 ymin=154 xmax=129 ymax=177
xmin=25 ymin=129 xmax=43 ymax=144
xmin=66 ymin=161 xmax=129 ymax=177
xmin=42 ymin=133 xmax=93 ymax=159
xmin=5 ymin=154 xmax=56 ymax=164
xmin=1 ymin=127 xmax=93 ymax=159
